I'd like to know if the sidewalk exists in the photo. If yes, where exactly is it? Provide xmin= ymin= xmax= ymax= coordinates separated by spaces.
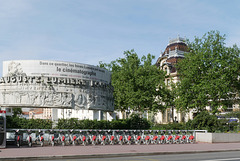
xmin=1 ymin=143 xmax=240 ymax=160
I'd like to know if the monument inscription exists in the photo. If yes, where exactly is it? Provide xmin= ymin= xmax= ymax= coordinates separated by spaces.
xmin=0 ymin=60 xmax=114 ymax=111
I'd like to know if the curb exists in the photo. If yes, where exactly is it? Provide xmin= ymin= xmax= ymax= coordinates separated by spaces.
xmin=1 ymin=149 xmax=240 ymax=161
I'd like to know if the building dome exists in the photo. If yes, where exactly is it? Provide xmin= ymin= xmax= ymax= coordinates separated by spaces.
xmin=156 ymin=36 xmax=188 ymax=68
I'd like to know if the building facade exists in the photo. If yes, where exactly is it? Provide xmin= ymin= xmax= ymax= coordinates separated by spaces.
xmin=154 ymin=37 xmax=239 ymax=123
xmin=154 ymin=37 xmax=193 ymax=123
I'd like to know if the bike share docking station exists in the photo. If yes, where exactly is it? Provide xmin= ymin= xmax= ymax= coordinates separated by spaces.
xmin=0 ymin=110 xmax=6 ymax=148
xmin=5 ymin=129 xmax=197 ymax=147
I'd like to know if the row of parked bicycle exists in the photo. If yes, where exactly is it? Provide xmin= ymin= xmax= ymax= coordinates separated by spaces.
xmin=12 ymin=129 xmax=195 ymax=147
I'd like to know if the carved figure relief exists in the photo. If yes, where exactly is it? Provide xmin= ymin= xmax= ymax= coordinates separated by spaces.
xmin=7 ymin=62 xmax=26 ymax=77
xmin=74 ymin=93 xmax=87 ymax=108
xmin=0 ymin=76 xmax=113 ymax=110
xmin=0 ymin=90 xmax=73 ymax=108
xmin=62 ymin=93 xmax=72 ymax=106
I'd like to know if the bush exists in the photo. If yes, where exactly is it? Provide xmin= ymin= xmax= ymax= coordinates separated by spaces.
xmin=10 ymin=111 xmax=234 ymax=132
xmin=150 ymin=111 xmax=238 ymax=133
xmin=224 ymin=110 xmax=240 ymax=119
xmin=6 ymin=116 xmax=52 ymax=129
xmin=56 ymin=114 xmax=151 ymax=130
xmin=127 ymin=114 xmax=151 ymax=129
xmin=151 ymin=123 xmax=186 ymax=130
xmin=110 ymin=119 xmax=127 ymax=129
xmin=186 ymin=111 xmax=223 ymax=132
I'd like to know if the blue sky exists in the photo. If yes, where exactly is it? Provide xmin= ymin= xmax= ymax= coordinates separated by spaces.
xmin=0 ymin=0 xmax=240 ymax=76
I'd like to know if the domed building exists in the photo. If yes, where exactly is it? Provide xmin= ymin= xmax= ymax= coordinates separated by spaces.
xmin=154 ymin=36 xmax=193 ymax=123
xmin=156 ymin=36 xmax=187 ymax=84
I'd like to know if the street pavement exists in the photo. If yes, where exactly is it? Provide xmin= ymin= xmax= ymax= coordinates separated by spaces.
xmin=0 ymin=142 xmax=240 ymax=160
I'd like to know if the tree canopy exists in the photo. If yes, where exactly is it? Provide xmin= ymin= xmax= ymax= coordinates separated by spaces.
xmin=12 ymin=108 xmax=23 ymax=117
xmin=100 ymin=49 xmax=167 ymax=115
xmin=176 ymin=31 xmax=240 ymax=113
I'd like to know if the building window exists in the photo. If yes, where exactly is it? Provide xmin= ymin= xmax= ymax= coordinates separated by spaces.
xmin=165 ymin=67 xmax=170 ymax=75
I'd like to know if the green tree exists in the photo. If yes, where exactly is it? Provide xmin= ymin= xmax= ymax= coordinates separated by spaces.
xmin=162 ymin=81 xmax=178 ymax=122
xmin=100 ymin=49 xmax=167 ymax=117
xmin=186 ymin=111 xmax=223 ymax=132
xmin=6 ymin=116 xmax=52 ymax=129
xmin=176 ymin=31 xmax=240 ymax=113
xmin=224 ymin=110 xmax=240 ymax=120
xmin=12 ymin=108 xmax=22 ymax=117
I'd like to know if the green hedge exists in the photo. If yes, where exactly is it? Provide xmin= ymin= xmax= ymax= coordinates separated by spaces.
xmin=7 ymin=111 xmax=238 ymax=133
xmin=6 ymin=115 xmax=151 ymax=130
xmin=6 ymin=116 xmax=53 ymax=129
xmin=56 ymin=115 xmax=151 ymax=129
xmin=151 ymin=123 xmax=187 ymax=130
xmin=151 ymin=111 xmax=240 ymax=133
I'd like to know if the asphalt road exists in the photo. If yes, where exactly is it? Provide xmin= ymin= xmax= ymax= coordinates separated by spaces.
xmin=43 ymin=151 xmax=240 ymax=161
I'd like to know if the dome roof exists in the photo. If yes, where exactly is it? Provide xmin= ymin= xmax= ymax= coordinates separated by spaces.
xmin=156 ymin=36 xmax=188 ymax=67
xmin=162 ymin=37 xmax=188 ymax=57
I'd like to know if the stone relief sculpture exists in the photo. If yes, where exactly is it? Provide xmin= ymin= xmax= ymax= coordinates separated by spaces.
xmin=0 ymin=81 xmax=114 ymax=110
xmin=52 ymin=93 xmax=62 ymax=106
xmin=7 ymin=61 xmax=26 ymax=77
xmin=29 ymin=92 xmax=38 ymax=104
xmin=87 ymin=93 xmax=95 ymax=107
xmin=0 ymin=77 xmax=113 ymax=110
xmin=62 ymin=93 xmax=72 ymax=106
xmin=0 ymin=90 xmax=73 ymax=108
xmin=74 ymin=93 xmax=87 ymax=108
xmin=44 ymin=92 xmax=54 ymax=106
